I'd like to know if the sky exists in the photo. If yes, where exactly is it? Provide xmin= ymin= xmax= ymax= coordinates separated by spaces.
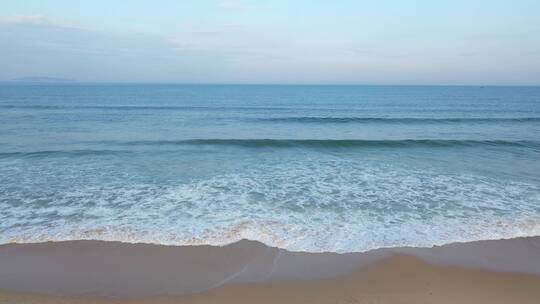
xmin=1 ymin=0 xmax=539 ymax=85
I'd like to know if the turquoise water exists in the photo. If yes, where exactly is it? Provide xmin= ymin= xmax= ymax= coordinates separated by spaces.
xmin=1 ymin=84 xmax=540 ymax=252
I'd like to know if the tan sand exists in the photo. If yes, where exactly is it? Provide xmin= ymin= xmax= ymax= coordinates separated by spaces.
xmin=0 ymin=237 xmax=539 ymax=303
xmin=1 ymin=254 xmax=540 ymax=304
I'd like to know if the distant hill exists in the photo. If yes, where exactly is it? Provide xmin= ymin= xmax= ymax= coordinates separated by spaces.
xmin=10 ymin=77 xmax=77 ymax=83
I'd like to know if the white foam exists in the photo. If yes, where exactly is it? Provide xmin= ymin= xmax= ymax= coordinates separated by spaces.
xmin=1 ymin=160 xmax=540 ymax=252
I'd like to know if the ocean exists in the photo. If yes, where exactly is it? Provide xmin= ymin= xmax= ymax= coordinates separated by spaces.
xmin=1 ymin=84 xmax=539 ymax=252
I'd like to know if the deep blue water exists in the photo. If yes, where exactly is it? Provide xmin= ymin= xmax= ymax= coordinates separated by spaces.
xmin=1 ymin=84 xmax=540 ymax=252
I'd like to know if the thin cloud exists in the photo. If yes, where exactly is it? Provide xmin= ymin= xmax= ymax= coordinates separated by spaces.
xmin=0 ymin=15 xmax=80 ymax=29
xmin=0 ymin=15 xmax=50 ymax=25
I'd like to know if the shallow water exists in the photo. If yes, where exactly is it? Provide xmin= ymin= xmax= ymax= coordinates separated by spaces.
xmin=1 ymin=84 xmax=540 ymax=252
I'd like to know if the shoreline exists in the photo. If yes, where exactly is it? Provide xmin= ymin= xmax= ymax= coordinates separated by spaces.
xmin=0 ymin=236 xmax=539 ymax=302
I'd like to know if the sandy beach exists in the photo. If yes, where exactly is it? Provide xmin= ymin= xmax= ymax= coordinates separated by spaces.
xmin=1 ymin=237 xmax=539 ymax=303
xmin=3 ymin=1 xmax=540 ymax=302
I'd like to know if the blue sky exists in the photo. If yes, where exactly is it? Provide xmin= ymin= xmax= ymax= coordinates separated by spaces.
xmin=1 ymin=1 xmax=539 ymax=84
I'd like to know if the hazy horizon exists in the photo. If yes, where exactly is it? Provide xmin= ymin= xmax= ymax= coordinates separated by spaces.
xmin=2 ymin=78 xmax=539 ymax=87
xmin=1 ymin=1 xmax=539 ymax=85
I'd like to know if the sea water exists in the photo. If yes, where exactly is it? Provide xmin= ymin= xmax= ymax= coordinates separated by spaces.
xmin=1 ymin=84 xmax=539 ymax=252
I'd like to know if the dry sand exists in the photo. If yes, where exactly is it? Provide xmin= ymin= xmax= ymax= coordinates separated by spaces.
xmin=1 ymin=237 xmax=539 ymax=303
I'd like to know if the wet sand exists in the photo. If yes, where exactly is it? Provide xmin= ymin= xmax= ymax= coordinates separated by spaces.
xmin=1 ymin=237 xmax=539 ymax=303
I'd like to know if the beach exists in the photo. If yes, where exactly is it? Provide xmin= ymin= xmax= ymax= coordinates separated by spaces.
xmin=1 ymin=85 xmax=540 ymax=303
xmin=2 ymin=1 xmax=540 ymax=302
xmin=1 ymin=237 xmax=539 ymax=303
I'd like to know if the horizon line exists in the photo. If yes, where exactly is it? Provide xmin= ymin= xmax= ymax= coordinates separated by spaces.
xmin=1 ymin=81 xmax=539 ymax=87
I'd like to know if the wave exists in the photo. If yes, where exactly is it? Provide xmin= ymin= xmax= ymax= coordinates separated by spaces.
xmin=1 ymin=140 xmax=538 ymax=158
xmin=3 ymin=104 xmax=540 ymax=122
xmin=259 ymin=117 xmax=540 ymax=123
xmin=0 ymin=149 xmax=130 ymax=158
xmin=124 ymin=139 xmax=540 ymax=149
xmin=0 ymin=104 xmax=299 ymax=111
xmin=2 ymin=150 xmax=540 ymax=253
xmin=0 ymin=104 xmax=211 ymax=110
